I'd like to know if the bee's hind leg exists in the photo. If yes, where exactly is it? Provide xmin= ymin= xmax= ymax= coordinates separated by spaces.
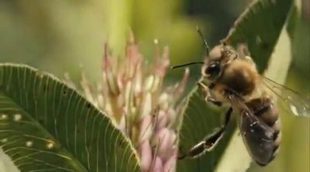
xmin=178 ymin=108 xmax=232 ymax=159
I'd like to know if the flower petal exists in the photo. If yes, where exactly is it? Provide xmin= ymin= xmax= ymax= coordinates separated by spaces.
xmin=139 ymin=140 xmax=153 ymax=171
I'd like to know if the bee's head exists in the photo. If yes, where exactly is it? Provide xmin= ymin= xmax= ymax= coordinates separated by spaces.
xmin=171 ymin=44 xmax=238 ymax=82
xmin=171 ymin=28 xmax=238 ymax=82
xmin=202 ymin=44 xmax=237 ymax=81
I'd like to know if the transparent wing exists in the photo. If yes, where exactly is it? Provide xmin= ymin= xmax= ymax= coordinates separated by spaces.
xmin=262 ymin=77 xmax=310 ymax=118
xmin=226 ymin=93 xmax=277 ymax=165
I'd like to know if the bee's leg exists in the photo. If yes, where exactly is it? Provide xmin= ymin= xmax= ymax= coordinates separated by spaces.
xmin=178 ymin=107 xmax=232 ymax=159
xmin=197 ymin=80 xmax=222 ymax=106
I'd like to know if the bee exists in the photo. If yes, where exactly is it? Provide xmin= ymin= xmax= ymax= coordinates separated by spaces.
xmin=174 ymin=30 xmax=310 ymax=166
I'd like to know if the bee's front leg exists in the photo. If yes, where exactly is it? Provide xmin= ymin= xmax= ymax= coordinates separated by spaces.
xmin=198 ymin=80 xmax=222 ymax=106
xmin=178 ymin=108 xmax=232 ymax=159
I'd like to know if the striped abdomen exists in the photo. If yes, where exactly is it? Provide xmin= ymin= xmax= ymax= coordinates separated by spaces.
xmin=240 ymin=97 xmax=280 ymax=166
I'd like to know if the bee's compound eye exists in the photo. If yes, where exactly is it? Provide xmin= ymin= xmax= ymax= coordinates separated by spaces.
xmin=204 ymin=62 xmax=221 ymax=79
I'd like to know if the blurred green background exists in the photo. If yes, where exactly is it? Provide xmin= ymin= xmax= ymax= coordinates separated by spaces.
xmin=0 ymin=0 xmax=308 ymax=172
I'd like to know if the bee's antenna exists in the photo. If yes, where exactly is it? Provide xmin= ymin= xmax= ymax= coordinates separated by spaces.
xmin=196 ymin=26 xmax=210 ymax=55
xmin=171 ymin=61 xmax=204 ymax=69
xmin=171 ymin=26 xmax=208 ymax=70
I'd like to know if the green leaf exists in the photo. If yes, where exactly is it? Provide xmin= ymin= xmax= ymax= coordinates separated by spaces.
xmin=177 ymin=87 xmax=235 ymax=172
xmin=0 ymin=64 xmax=139 ymax=172
xmin=223 ymin=0 xmax=293 ymax=72
xmin=177 ymin=0 xmax=293 ymax=171
xmin=287 ymin=7 xmax=310 ymax=78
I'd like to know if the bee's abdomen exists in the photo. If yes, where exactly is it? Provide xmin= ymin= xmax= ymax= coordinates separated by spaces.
xmin=246 ymin=98 xmax=279 ymax=127
xmin=245 ymin=97 xmax=281 ymax=165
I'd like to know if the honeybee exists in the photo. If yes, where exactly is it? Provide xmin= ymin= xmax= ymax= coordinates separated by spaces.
xmin=175 ymin=30 xmax=310 ymax=166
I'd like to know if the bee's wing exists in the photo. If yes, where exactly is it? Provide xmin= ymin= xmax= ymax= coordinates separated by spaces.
xmin=227 ymin=94 xmax=278 ymax=166
xmin=262 ymin=77 xmax=310 ymax=117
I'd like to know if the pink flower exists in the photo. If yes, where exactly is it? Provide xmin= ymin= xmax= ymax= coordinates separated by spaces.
xmin=81 ymin=34 xmax=189 ymax=172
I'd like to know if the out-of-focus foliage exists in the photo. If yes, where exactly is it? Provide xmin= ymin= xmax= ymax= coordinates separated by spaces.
xmin=0 ymin=0 xmax=308 ymax=172
xmin=222 ymin=0 xmax=293 ymax=72
xmin=0 ymin=0 xmax=108 ymax=81
xmin=0 ymin=0 xmax=246 ymax=82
